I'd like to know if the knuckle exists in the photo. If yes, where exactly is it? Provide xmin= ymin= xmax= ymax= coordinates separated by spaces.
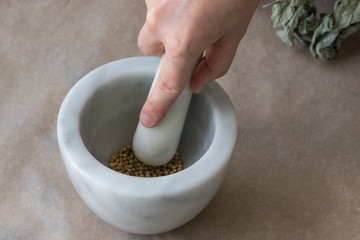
xmin=164 ymin=28 xmax=196 ymax=61
xmin=206 ymin=60 xmax=229 ymax=78
xmin=145 ymin=8 xmax=160 ymax=32
xmin=158 ymin=76 xmax=182 ymax=96
xmin=165 ymin=38 xmax=189 ymax=60
xmin=137 ymin=36 xmax=152 ymax=55
xmin=144 ymin=98 xmax=160 ymax=114
xmin=145 ymin=17 xmax=156 ymax=33
xmin=137 ymin=27 xmax=163 ymax=56
xmin=213 ymin=67 xmax=229 ymax=78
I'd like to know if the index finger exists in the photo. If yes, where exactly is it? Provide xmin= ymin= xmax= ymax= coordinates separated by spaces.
xmin=140 ymin=53 xmax=201 ymax=128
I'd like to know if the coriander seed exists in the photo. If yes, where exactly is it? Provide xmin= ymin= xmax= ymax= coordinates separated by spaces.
xmin=108 ymin=145 xmax=183 ymax=177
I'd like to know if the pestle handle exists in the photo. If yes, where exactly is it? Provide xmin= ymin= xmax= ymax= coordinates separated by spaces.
xmin=132 ymin=53 xmax=202 ymax=166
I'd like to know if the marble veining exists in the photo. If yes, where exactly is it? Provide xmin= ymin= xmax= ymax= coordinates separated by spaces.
xmin=57 ymin=57 xmax=237 ymax=234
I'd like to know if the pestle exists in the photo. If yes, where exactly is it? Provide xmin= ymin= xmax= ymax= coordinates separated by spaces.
xmin=132 ymin=53 xmax=201 ymax=166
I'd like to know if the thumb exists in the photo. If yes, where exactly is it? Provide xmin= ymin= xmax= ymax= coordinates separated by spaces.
xmin=191 ymin=34 xmax=241 ymax=93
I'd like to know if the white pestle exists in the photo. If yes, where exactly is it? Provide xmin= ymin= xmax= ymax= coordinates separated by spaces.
xmin=132 ymin=54 xmax=200 ymax=166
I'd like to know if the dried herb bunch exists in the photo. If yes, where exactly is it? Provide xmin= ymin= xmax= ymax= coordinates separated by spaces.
xmin=264 ymin=0 xmax=360 ymax=60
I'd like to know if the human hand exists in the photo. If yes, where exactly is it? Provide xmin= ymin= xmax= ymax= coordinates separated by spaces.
xmin=138 ymin=0 xmax=259 ymax=127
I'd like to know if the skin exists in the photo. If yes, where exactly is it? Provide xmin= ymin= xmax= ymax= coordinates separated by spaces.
xmin=138 ymin=0 xmax=260 ymax=127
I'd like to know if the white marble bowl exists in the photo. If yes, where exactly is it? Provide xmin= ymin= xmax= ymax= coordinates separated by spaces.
xmin=57 ymin=57 xmax=237 ymax=234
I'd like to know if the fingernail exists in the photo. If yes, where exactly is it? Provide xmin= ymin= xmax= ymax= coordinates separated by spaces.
xmin=192 ymin=86 xmax=203 ymax=94
xmin=193 ymin=88 xmax=201 ymax=94
xmin=140 ymin=112 xmax=156 ymax=128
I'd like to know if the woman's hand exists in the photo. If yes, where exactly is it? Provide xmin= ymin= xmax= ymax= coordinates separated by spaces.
xmin=138 ymin=0 xmax=259 ymax=127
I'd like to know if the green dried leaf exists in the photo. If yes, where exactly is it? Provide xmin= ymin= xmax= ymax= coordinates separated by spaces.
xmin=277 ymin=27 xmax=294 ymax=46
xmin=276 ymin=5 xmax=308 ymax=46
xmin=294 ymin=31 xmax=307 ymax=45
xmin=298 ymin=17 xmax=309 ymax=34
xmin=335 ymin=21 xmax=360 ymax=50
xmin=333 ymin=0 xmax=360 ymax=29
xmin=318 ymin=46 xmax=337 ymax=61
xmin=298 ymin=13 xmax=318 ymax=34
xmin=334 ymin=0 xmax=342 ymax=9
xmin=271 ymin=0 xmax=294 ymax=28
xmin=310 ymin=0 xmax=360 ymax=60
xmin=310 ymin=15 xmax=335 ymax=58
xmin=267 ymin=0 xmax=360 ymax=60
xmin=270 ymin=0 xmax=317 ymax=27
xmin=269 ymin=0 xmax=318 ymax=46
xmin=294 ymin=30 xmax=313 ymax=46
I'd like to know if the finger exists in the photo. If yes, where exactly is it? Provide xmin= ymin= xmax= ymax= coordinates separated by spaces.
xmin=140 ymin=53 xmax=199 ymax=127
xmin=191 ymin=34 xmax=241 ymax=93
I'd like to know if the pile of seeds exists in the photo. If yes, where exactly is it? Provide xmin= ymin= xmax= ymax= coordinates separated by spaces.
xmin=109 ymin=145 xmax=183 ymax=177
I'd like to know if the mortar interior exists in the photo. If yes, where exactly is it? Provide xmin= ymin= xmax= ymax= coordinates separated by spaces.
xmin=79 ymin=74 xmax=216 ymax=169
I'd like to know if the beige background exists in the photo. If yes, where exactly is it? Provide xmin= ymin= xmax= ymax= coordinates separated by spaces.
xmin=1 ymin=0 xmax=360 ymax=239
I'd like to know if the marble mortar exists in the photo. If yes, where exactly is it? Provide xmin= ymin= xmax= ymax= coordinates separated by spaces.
xmin=57 ymin=56 xmax=237 ymax=234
